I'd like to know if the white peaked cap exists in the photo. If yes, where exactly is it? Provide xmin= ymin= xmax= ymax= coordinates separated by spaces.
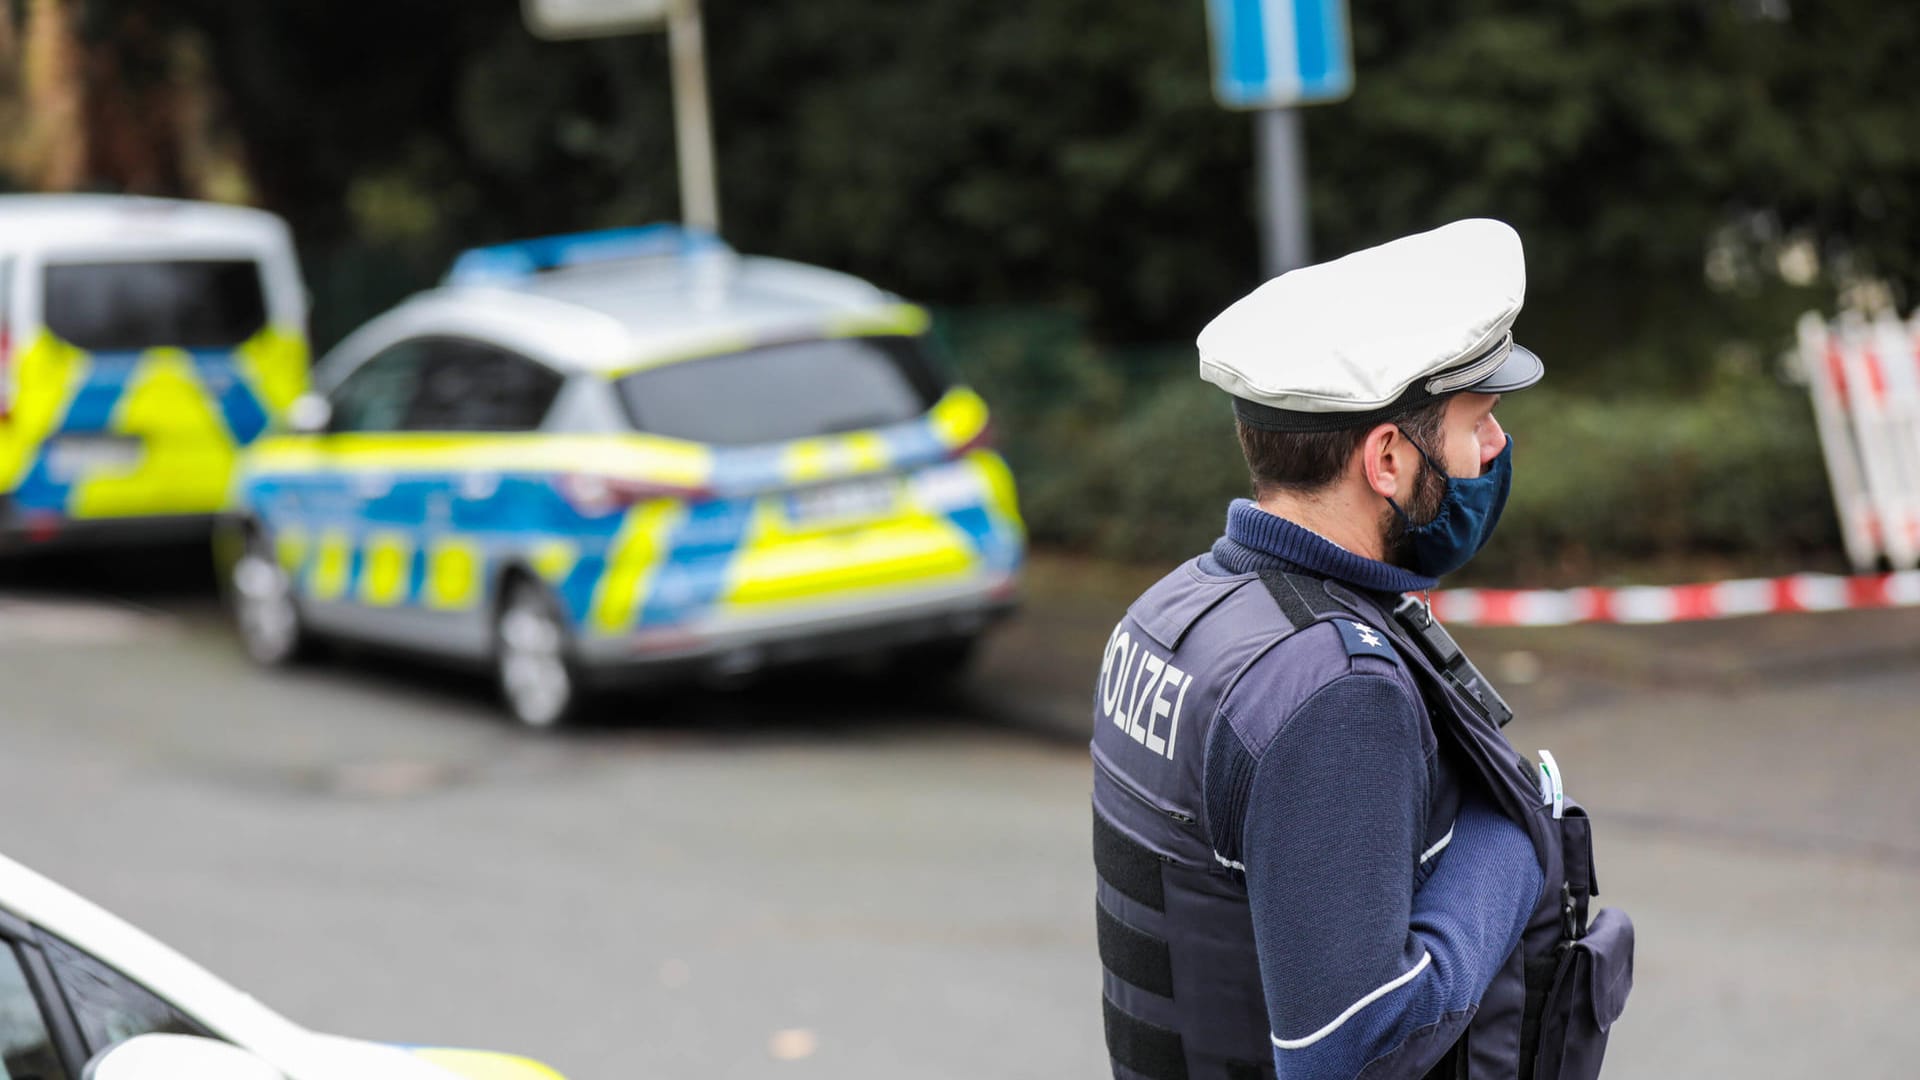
xmin=1198 ymin=218 xmax=1544 ymax=432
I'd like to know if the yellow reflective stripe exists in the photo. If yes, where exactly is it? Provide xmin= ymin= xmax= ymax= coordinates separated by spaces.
xmin=928 ymin=388 xmax=990 ymax=448
xmin=310 ymin=529 xmax=354 ymax=601
xmin=588 ymin=500 xmax=685 ymax=633
xmin=530 ymin=539 xmax=578 ymax=584
xmin=602 ymin=306 xmax=929 ymax=378
xmin=273 ymin=527 xmax=309 ymax=573
xmin=245 ymin=432 xmax=714 ymax=491
xmin=424 ymin=537 xmax=483 ymax=611
xmin=408 ymin=1048 xmax=567 ymax=1080
xmin=602 ymin=330 xmax=758 ymax=378
xmin=232 ymin=324 xmax=311 ymax=415
xmin=724 ymin=516 xmax=976 ymax=607
xmin=722 ymin=494 xmax=976 ymax=608
xmin=358 ymin=530 xmax=412 ymax=606
xmin=843 ymin=431 xmax=890 ymax=471
xmin=779 ymin=430 xmax=892 ymax=485
xmin=0 ymin=332 xmax=87 ymax=491
xmin=967 ymin=450 xmax=1025 ymax=529
xmin=781 ymin=439 xmax=834 ymax=484
xmin=822 ymin=302 xmax=932 ymax=339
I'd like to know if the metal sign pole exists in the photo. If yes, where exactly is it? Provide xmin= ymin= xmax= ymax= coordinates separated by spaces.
xmin=667 ymin=0 xmax=720 ymax=233
xmin=1254 ymin=106 xmax=1310 ymax=277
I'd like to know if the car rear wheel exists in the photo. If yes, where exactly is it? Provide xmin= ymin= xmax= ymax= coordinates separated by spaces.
xmin=494 ymin=578 xmax=583 ymax=730
xmin=230 ymin=529 xmax=310 ymax=666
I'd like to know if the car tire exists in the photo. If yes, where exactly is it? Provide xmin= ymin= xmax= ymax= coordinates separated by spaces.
xmin=229 ymin=526 xmax=312 ymax=667
xmin=493 ymin=577 xmax=585 ymax=730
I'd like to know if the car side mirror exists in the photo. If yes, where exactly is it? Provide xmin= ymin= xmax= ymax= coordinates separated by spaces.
xmin=287 ymin=393 xmax=332 ymax=435
xmin=83 ymin=1034 xmax=284 ymax=1080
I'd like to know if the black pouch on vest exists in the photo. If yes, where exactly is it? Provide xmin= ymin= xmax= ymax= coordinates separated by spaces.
xmin=1531 ymin=906 xmax=1633 ymax=1080
xmin=1524 ymin=800 xmax=1632 ymax=1080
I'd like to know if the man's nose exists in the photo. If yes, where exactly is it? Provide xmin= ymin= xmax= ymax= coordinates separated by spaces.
xmin=1480 ymin=415 xmax=1506 ymax=472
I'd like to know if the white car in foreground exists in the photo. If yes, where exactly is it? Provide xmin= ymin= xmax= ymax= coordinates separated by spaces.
xmin=0 ymin=850 xmax=564 ymax=1080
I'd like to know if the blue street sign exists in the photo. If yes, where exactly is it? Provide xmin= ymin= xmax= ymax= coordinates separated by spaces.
xmin=1206 ymin=0 xmax=1354 ymax=110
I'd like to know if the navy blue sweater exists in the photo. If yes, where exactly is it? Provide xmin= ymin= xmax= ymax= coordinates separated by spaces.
xmin=1203 ymin=500 xmax=1540 ymax=1079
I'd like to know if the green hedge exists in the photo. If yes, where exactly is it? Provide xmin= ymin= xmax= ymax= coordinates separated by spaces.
xmin=935 ymin=309 xmax=1844 ymax=583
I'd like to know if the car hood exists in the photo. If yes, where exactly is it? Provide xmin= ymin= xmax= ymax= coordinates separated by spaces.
xmin=302 ymin=1035 xmax=565 ymax=1080
xmin=406 ymin=1046 xmax=568 ymax=1080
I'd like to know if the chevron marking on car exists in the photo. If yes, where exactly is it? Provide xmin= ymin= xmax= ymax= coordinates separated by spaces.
xmin=588 ymin=499 xmax=688 ymax=633
xmin=4 ymin=327 xmax=304 ymax=521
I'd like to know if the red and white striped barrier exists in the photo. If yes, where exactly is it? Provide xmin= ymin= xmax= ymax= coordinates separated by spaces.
xmin=1798 ymin=310 xmax=1920 ymax=571
xmin=1430 ymin=570 xmax=1920 ymax=627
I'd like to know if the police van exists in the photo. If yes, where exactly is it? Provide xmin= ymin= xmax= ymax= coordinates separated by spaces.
xmin=0 ymin=195 xmax=309 ymax=546
xmin=229 ymin=226 xmax=1025 ymax=727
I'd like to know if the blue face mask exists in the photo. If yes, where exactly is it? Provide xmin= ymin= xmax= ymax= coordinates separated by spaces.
xmin=1387 ymin=434 xmax=1513 ymax=578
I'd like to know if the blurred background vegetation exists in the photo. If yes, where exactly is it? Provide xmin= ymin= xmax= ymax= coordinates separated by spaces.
xmin=3 ymin=0 xmax=1915 ymax=580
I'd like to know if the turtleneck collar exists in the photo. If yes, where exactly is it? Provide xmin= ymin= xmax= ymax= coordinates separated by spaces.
xmin=1209 ymin=499 xmax=1438 ymax=595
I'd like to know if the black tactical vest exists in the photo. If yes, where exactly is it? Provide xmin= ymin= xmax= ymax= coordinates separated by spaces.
xmin=1092 ymin=565 xmax=1633 ymax=1080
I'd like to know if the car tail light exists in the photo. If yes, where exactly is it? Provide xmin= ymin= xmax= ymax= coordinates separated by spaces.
xmin=554 ymin=472 xmax=709 ymax=516
xmin=949 ymin=419 xmax=997 ymax=458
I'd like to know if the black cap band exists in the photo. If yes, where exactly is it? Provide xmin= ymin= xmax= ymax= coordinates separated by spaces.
xmin=1228 ymin=337 xmax=1542 ymax=433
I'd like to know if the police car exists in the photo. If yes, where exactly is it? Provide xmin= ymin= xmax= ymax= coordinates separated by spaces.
xmin=0 ymin=195 xmax=310 ymax=546
xmin=0 ymin=848 xmax=564 ymax=1080
xmin=228 ymin=226 xmax=1024 ymax=726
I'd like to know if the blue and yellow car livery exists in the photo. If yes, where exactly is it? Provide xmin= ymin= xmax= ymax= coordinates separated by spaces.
xmin=0 ymin=196 xmax=309 ymax=544
xmin=232 ymin=227 xmax=1023 ymax=719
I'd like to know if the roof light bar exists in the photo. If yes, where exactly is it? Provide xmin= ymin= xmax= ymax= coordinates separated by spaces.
xmin=444 ymin=224 xmax=732 ymax=287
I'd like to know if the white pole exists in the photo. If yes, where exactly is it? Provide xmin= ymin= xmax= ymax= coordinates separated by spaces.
xmin=1254 ymin=107 xmax=1309 ymax=278
xmin=1838 ymin=315 xmax=1918 ymax=569
xmin=667 ymin=0 xmax=720 ymax=233
xmin=1798 ymin=313 xmax=1878 ymax=571
xmin=1871 ymin=311 xmax=1920 ymax=567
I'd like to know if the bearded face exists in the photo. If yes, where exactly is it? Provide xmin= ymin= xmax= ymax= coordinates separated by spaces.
xmin=1383 ymin=455 xmax=1450 ymax=572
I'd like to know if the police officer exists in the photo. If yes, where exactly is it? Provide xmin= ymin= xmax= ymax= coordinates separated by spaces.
xmin=1092 ymin=219 xmax=1632 ymax=1080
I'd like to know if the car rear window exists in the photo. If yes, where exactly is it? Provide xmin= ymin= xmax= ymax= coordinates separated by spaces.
xmin=43 ymin=259 xmax=268 ymax=350
xmin=614 ymin=335 xmax=949 ymax=445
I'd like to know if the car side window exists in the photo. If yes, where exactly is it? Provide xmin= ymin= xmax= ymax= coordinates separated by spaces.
xmin=402 ymin=341 xmax=562 ymax=433
xmin=327 ymin=340 xmax=432 ymax=433
xmin=39 ymin=934 xmax=208 ymax=1055
xmin=0 ymin=943 xmax=66 ymax=1080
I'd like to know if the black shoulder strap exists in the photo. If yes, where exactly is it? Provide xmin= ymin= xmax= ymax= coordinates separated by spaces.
xmin=1255 ymin=569 xmax=1345 ymax=629
xmin=1256 ymin=571 xmax=1516 ymax=730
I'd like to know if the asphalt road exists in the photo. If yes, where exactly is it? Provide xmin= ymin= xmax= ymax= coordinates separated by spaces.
xmin=2 ymin=546 xmax=1919 ymax=1079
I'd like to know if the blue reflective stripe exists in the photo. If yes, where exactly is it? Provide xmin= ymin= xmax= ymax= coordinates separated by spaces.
xmin=637 ymin=499 xmax=754 ymax=627
xmin=406 ymin=544 xmax=430 ymax=605
xmin=711 ymin=446 xmax=788 ymax=493
xmin=879 ymin=422 xmax=948 ymax=468
xmin=190 ymin=349 xmax=270 ymax=444
xmin=944 ymin=506 xmax=995 ymax=553
xmin=555 ymin=555 xmax=606 ymax=625
xmin=60 ymin=353 xmax=135 ymax=433
xmin=11 ymin=456 xmax=69 ymax=512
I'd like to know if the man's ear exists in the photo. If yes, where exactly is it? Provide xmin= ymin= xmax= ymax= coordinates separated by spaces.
xmin=1359 ymin=422 xmax=1412 ymax=501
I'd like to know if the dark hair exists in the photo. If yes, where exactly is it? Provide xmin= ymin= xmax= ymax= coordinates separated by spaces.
xmin=1236 ymin=396 xmax=1449 ymax=498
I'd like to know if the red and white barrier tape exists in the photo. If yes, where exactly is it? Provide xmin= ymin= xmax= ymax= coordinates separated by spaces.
xmin=1430 ymin=571 xmax=1920 ymax=627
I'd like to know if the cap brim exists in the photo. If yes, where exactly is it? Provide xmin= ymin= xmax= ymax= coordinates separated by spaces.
xmin=1466 ymin=342 xmax=1543 ymax=394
